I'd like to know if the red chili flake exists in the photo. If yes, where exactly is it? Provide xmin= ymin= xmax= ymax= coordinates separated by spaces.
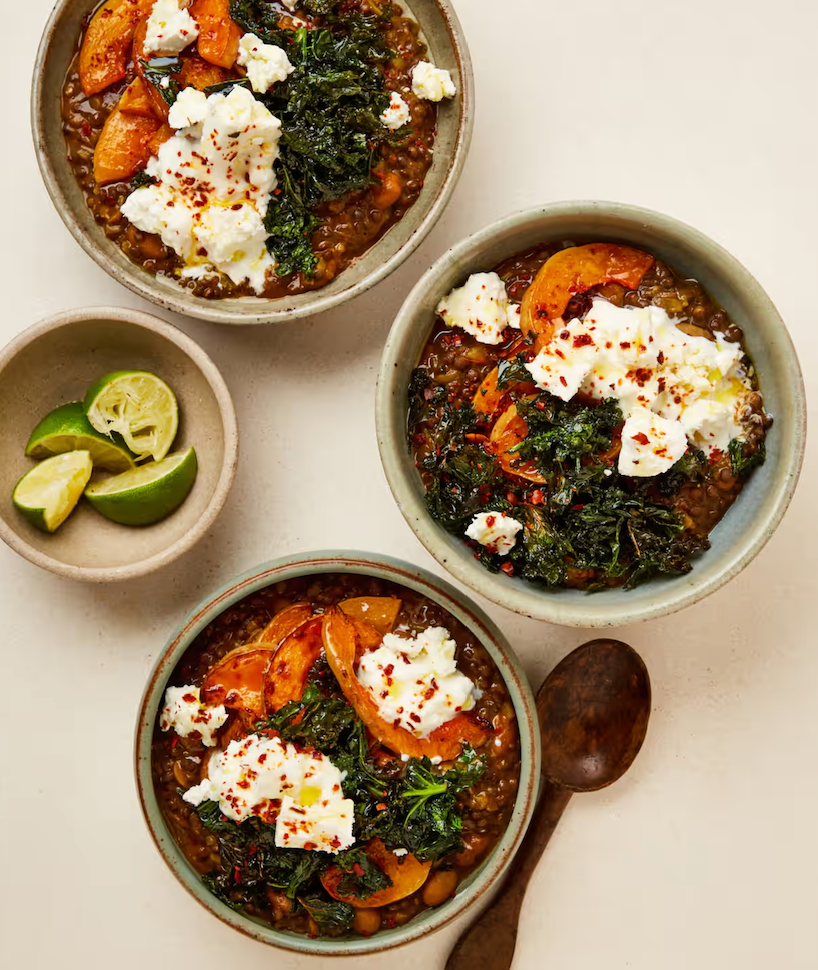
xmin=530 ymin=490 xmax=544 ymax=506
xmin=353 ymin=863 xmax=365 ymax=877
xmin=182 ymin=692 xmax=197 ymax=703
xmin=559 ymin=376 xmax=568 ymax=387
xmin=572 ymin=504 xmax=585 ymax=511
xmin=535 ymin=401 xmax=546 ymax=410
xmin=506 ymin=492 xmax=519 ymax=506
xmin=620 ymin=341 xmax=631 ymax=349
xmin=170 ymin=736 xmax=178 ymax=750
xmin=486 ymin=515 xmax=496 ymax=527
xmin=560 ymin=330 xmax=570 ymax=340
xmin=657 ymin=351 xmax=665 ymax=364
xmin=573 ymin=334 xmax=594 ymax=348
xmin=376 ymin=802 xmax=388 ymax=811
xmin=500 ymin=562 xmax=514 ymax=576
xmin=234 ymin=867 xmax=241 ymax=883
xmin=632 ymin=432 xmax=650 ymax=445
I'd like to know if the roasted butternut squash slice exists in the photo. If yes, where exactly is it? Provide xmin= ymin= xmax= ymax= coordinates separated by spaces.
xmin=255 ymin=603 xmax=314 ymax=647
xmin=93 ymin=93 xmax=163 ymax=184
xmin=179 ymin=52 xmax=230 ymax=89
xmin=79 ymin=0 xmax=155 ymax=96
xmin=200 ymin=648 xmax=274 ymax=720
xmin=322 ymin=608 xmax=491 ymax=760
xmin=520 ymin=243 xmax=655 ymax=338
xmin=117 ymin=76 xmax=158 ymax=117
xmin=146 ymin=122 xmax=174 ymax=156
xmin=263 ymin=617 xmax=325 ymax=713
xmin=321 ymin=839 xmax=432 ymax=907
xmin=191 ymin=0 xmax=243 ymax=69
xmin=487 ymin=404 xmax=547 ymax=485
xmin=339 ymin=596 xmax=401 ymax=635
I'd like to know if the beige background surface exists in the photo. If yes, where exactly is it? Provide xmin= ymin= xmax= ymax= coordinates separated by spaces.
xmin=2 ymin=0 xmax=817 ymax=967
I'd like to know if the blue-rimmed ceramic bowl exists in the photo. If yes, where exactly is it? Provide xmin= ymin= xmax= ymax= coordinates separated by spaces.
xmin=135 ymin=551 xmax=540 ymax=955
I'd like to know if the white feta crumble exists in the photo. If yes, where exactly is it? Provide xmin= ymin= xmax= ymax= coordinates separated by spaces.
xmin=436 ymin=272 xmax=519 ymax=345
xmin=411 ymin=60 xmax=456 ymax=101
xmin=619 ymin=407 xmax=688 ymax=477
xmin=159 ymin=685 xmax=227 ymax=747
xmin=465 ymin=511 xmax=523 ymax=555
xmin=357 ymin=627 xmax=476 ymax=739
xmin=143 ymin=0 xmax=199 ymax=56
xmin=121 ymin=85 xmax=281 ymax=293
xmin=393 ymin=848 xmax=408 ymax=857
xmin=183 ymin=733 xmax=355 ymax=852
xmin=381 ymin=91 xmax=411 ymax=130
xmin=507 ymin=302 xmax=522 ymax=329
xmin=280 ymin=0 xmax=299 ymax=9
xmin=524 ymin=298 xmax=752 ymax=475
xmin=237 ymin=33 xmax=294 ymax=93
xmin=167 ymin=86 xmax=208 ymax=129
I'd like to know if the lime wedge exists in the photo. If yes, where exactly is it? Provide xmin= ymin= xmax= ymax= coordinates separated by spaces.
xmin=84 ymin=371 xmax=179 ymax=462
xmin=84 ymin=447 xmax=198 ymax=526
xmin=13 ymin=451 xmax=93 ymax=533
xmin=25 ymin=402 xmax=137 ymax=472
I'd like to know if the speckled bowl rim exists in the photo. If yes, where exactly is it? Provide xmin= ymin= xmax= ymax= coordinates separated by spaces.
xmin=135 ymin=551 xmax=541 ymax=956
xmin=31 ymin=0 xmax=474 ymax=326
xmin=375 ymin=201 xmax=808 ymax=627
xmin=0 ymin=306 xmax=239 ymax=582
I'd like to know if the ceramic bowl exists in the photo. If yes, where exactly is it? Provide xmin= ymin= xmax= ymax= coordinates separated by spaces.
xmin=376 ymin=201 xmax=807 ymax=627
xmin=135 ymin=551 xmax=540 ymax=955
xmin=0 ymin=307 xmax=238 ymax=581
xmin=31 ymin=0 xmax=473 ymax=325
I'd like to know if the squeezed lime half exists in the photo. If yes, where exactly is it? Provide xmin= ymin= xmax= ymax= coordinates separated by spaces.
xmin=84 ymin=447 xmax=198 ymax=526
xmin=84 ymin=370 xmax=179 ymax=462
xmin=25 ymin=402 xmax=136 ymax=472
xmin=13 ymin=451 xmax=94 ymax=533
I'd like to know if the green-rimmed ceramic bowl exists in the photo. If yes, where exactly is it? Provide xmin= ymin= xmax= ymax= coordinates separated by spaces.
xmin=376 ymin=201 xmax=807 ymax=627
xmin=135 ymin=552 xmax=540 ymax=955
xmin=32 ymin=0 xmax=473 ymax=325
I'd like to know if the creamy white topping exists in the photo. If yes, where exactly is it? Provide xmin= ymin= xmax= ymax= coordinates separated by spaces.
xmin=437 ymin=272 xmax=519 ymax=345
xmin=357 ymin=627 xmax=476 ymax=739
xmin=411 ymin=61 xmax=456 ymax=101
xmin=525 ymin=299 xmax=751 ymax=475
xmin=167 ymin=86 xmax=208 ymax=130
xmin=381 ymin=91 xmax=411 ymax=130
xmin=159 ymin=685 xmax=227 ymax=747
xmin=143 ymin=0 xmax=199 ymax=56
xmin=121 ymin=85 xmax=281 ymax=293
xmin=465 ymin=511 xmax=523 ymax=555
xmin=237 ymin=33 xmax=294 ymax=93
xmin=183 ymin=733 xmax=354 ymax=852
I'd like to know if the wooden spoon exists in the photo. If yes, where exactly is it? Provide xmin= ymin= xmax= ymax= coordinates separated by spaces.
xmin=445 ymin=639 xmax=651 ymax=970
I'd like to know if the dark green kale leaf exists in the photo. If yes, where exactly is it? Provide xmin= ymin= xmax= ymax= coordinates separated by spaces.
xmin=140 ymin=56 xmax=181 ymax=106
xmin=496 ymin=353 xmax=534 ymax=389
xmin=331 ymin=847 xmax=392 ymax=899
xmin=510 ymin=506 xmax=570 ymax=587
xmin=299 ymin=893 xmax=355 ymax=933
xmin=130 ymin=170 xmax=157 ymax=189
xmin=202 ymin=77 xmax=253 ymax=96
xmin=267 ymin=681 xmax=355 ymax=751
xmin=263 ymin=195 xmax=320 ymax=278
xmin=653 ymin=447 xmax=708 ymax=496
xmin=513 ymin=396 xmax=622 ymax=472
xmin=728 ymin=437 xmax=766 ymax=478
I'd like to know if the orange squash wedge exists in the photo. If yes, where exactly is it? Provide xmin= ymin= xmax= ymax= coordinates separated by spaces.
xmin=256 ymin=603 xmax=314 ymax=647
xmin=486 ymin=404 xmax=547 ymax=485
xmin=321 ymin=839 xmax=431 ymax=907
xmin=191 ymin=0 xmax=243 ymax=69
xmin=322 ymin=608 xmax=491 ymax=760
xmin=263 ymin=617 xmax=325 ymax=713
xmin=117 ymin=76 xmax=158 ymax=117
xmin=520 ymin=243 xmax=655 ymax=338
xmin=179 ymin=52 xmax=231 ymax=89
xmin=339 ymin=597 xmax=401 ymax=635
xmin=93 ymin=92 xmax=163 ymax=184
xmin=79 ymin=0 xmax=155 ymax=96
xmin=133 ymin=20 xmax=171 ymax=121
xmin=200 ymin=647 xmax=274 ymax=720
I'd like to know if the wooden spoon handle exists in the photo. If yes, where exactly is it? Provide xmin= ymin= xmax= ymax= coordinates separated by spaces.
xmin=445 ymin=780 xmax=573 ymax=970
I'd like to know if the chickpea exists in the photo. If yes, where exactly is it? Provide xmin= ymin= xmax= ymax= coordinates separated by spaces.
xmin=352 ymin=908 xmax=382 ymax=937
xmin=422 ymin=869 xmax=458 ymax=907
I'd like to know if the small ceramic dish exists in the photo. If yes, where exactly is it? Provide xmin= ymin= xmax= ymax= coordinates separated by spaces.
xmin=31 ymin=0 xmax=473 ymax=325
xmin=135 ymin=551 xmax=540 ymax=955
xmin=376 ymin=201 xmax=807 ymax=627
xmin=0 ymin=306 xmax=238 ymax=582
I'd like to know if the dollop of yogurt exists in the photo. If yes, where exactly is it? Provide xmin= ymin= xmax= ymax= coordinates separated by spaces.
xmin=183 ymin=733 xmax=355 ymax=852
xmin=411 ymin=61 xmax=456 ymax=101
xmin=465 ymin=511 xmax=523 ymax=555
xmin=160 ymin=685 xmax=227 ymax=747
xmin=524 ymin=299 xmax=752 ymax=475
xmin=436 ymin=272 xmax=520 ymax=344
xmin=143 ymin=0 xmax=199 ymax=56
xmin=357 ymin=627 xmax=476 ymax=739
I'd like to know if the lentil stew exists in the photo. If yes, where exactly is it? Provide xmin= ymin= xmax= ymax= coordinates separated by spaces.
xmin=152 ymin=572 xmax=521 ymax=939
xmin=408 ymin=241 xmax=773 ymax=592
xmin=62 ymin=0 xmax=441 ymax=299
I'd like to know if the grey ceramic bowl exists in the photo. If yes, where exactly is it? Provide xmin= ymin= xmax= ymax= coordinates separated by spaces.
xmin=376 ymin=201 xmax=807 ymax=627
xmin=0 ymin=307 xmax=239 ymax=582
xmin=32 ymin=0 xmax=473 ymax=325
xmin=135 ymin=551 xmax=540 ymax=955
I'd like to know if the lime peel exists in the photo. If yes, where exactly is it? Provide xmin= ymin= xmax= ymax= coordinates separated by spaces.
xmin=25 ymin=402 xmax=136 ymax=472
